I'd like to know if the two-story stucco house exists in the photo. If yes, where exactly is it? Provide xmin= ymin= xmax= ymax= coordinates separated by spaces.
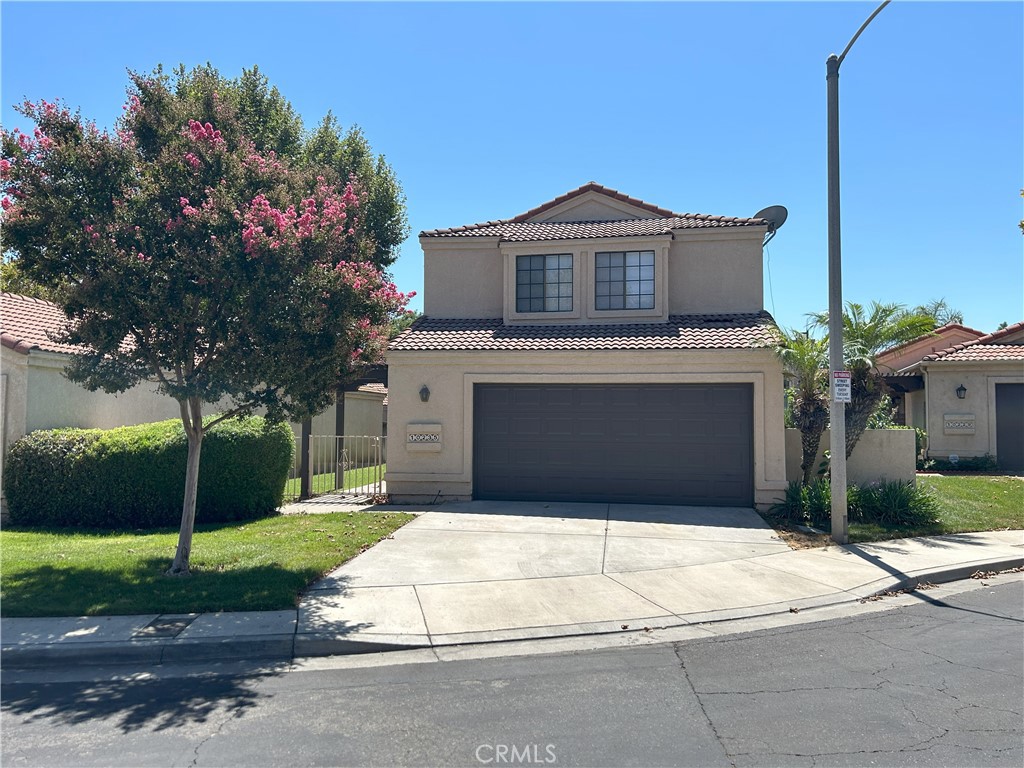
xmin=386 ymin=183 xmax=787 ymax=509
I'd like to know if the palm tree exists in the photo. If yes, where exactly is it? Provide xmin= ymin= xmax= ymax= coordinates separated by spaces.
xmin=776 ymin=329 xmax=830 ymax=484
xmin=810 ymin=301 xmax=936 ymax=458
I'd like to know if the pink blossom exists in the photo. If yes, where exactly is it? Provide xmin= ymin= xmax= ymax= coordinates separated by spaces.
xmin=183 ymin=152 xmax=200 ymax=169
xmin=186 ymin=119 xmax=224 ymax=147
xmin=0 ymin=158 xmax=10 ymax=178
xmin=1 ymin=197 xmax=12 ymax=211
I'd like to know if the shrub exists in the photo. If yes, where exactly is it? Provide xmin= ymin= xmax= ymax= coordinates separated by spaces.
xmin=4 ymin=417 xmax=294 ymax=528
xmin=767 ymin=480 xmax=807 ymax=523
xmin=856 ymin=480 xmax=940 ymax=527
xmin=767 ymin=478 xmax=834 ymax=528
xmin=768 ymin=478 xmax=938 ymax=530
xmin=804 ymin=478 xmax=833 ymax=529
xmin=919 ymin=454 xmax=998 ymax=472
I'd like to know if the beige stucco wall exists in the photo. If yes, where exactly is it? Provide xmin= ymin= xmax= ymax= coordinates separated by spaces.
xmin=422 ymin=239 xmax=504 ymax=318
xmin=421 ymin=228 xmax=766 ymax=322
xmin=385 ymin=348 xmax=787 ymax=509
xmin=667 ymin=231 xmax=763 ymax=315
xmin=905 ymin=389 xmax=927 ymax=431
xmin=2 ymin=348 xmax=29 ymax=458
xmin=784 ymin=428 xmax=917 ymax=488
xmin=22 ymin=351 xmax=184 ymax=433
xmin=921 ymin=362 xmax=1024 ymax=460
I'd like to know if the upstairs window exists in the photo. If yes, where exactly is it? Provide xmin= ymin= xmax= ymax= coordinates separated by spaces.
xmin=516 ymin=254 xmax=573 ymax=313
xmin=595 ymin=250 xmax=655 ymax=310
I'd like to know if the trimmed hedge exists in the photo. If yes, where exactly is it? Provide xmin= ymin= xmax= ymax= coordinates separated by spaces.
xmin=3 ymin=417 xmax=294 ymax=528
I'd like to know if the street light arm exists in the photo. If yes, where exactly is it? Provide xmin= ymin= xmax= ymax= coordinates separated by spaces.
xmin=837 ymin=0 xmax=891 ymax=66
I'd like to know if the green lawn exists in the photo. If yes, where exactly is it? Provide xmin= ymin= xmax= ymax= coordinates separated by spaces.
xmin=0 ymin=511 xmax=412 ymax=617
xmin=848 ymin=474 xmax=1023 ymax=543
xmin=283 ymin=463 xmax=386 ymax=500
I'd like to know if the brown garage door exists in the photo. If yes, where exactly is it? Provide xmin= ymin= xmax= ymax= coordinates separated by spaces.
xmin=996 ymin=383 xmax=1024 ymax=471
xmin=473 ymin=384 xmax=754 ymax=506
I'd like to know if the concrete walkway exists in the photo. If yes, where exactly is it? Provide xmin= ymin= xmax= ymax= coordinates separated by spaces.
xmin=3 ymin=500 xmax=1022 ymax=667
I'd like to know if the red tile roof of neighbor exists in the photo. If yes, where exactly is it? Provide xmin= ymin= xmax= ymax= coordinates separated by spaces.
xmin=0 ymin=292 xmax=86 ymax=355
xmin=420 ymin=182 xmax=768 ymax=241
xmin=919 ymin=321 xmax=1024 ymax=363
xmin=388 ymin=312 xmax=778 ymax=353
xmin=357 ymin=383 xmax=388 ymax=405
xmin=876 ymin=323 xmax=987 ymax=361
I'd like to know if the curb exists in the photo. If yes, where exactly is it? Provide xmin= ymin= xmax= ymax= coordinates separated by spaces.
xmin=3 ymin=556 xmax=1020 ymax=670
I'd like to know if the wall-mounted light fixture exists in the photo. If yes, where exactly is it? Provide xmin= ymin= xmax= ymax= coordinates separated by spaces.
xmin=419 ymin=385 xmax=430 ymax=403
xmin=955 ymin=384 xmax=967 ymax=400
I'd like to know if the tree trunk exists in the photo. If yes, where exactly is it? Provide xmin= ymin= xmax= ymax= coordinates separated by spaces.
xmin=168 ymin=399 xmax=204 ymax=576
xmin=797 ymin=401 xmax=829 ymax=484
xmin=845 ymin=371 xmax=885 ymax=459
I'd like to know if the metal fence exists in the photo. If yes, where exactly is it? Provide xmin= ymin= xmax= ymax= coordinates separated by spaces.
xmin=284 ymin=435 xmax=386 ymax=502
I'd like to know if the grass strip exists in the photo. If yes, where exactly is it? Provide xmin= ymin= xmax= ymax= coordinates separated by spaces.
xmin=0 ymin=511 xmax=412 ymax=617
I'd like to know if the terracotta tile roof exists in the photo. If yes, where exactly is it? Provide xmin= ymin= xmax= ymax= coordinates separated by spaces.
xmin=0 ymin=292 xmax=85 ymax=355
xmin=420 ymin=182 xmax=768 ymax=241
xmin=389 ymin=312 xmax=778 ymax=353
xmin=356 ymin=383 xmax=388 ymax=405
xmin=919 ymin=321 xmax=1024 ymax=363
xmin=876 ymin=323 xmax=986 ymax=361
xmin=929 ymin=345 xmax=1024 ymax=362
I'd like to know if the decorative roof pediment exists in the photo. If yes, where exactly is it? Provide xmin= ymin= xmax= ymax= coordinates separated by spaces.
xmin=524 ymin=189 xmax=665 ymax=223
xmin=420 ymin=182 xmax=767 ymax=242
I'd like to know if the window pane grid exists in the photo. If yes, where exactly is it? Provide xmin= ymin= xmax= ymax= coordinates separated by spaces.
xmin=594 ymin=251 xmax=655 ymax=311
xmin=516 ymin=254 xmax=572 ymax=313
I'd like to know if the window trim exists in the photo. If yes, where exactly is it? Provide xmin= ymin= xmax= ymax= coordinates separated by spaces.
xmin=503 ymin=246 xmax=582 ymax=323
xmin=514 ymin=253 xmax=574 ymax=314
xmin=582 ymin=242 xmax=668 ymax=321
xmin=593 ymin=249 xmax=656 ymax=312
xmin=503 ymin=238 xmax=669 ymax=324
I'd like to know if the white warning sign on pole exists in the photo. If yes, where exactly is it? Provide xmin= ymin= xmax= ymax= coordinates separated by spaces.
xmin=833 ymin=371 xmax=852 ymax=403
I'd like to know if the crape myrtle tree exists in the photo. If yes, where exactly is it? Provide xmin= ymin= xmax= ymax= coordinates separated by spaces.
xmin=173 ymin=64 xmax=408 ymax=267
xmin=0 ymin=72 xmax=411 ymax=575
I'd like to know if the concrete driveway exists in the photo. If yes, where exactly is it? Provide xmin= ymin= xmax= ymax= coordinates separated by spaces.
xmin=298 ymin=500 xmax=818 ymax=649
xmin=295 ymin=500 xmax=1024 ymax=654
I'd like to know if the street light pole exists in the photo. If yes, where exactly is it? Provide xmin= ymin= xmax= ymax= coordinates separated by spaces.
xmin=826 ymin=0 xmax=889 ymax=545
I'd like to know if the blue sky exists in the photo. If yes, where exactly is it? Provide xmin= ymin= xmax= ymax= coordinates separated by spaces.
xmin=3 ymin=1 xmax=1021 ymax=333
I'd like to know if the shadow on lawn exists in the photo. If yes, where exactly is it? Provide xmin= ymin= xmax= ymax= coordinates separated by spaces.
xmin=1 ymin=558 xmax=323 ymax=618
xmin=1 ymin=667 xmax=281 ymax=734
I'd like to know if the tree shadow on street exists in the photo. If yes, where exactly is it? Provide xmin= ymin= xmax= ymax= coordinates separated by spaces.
xmin=1 ymin=667 xmax=282 ymax=734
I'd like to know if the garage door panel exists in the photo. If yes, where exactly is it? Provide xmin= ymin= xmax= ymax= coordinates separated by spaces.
xmin=474 ymin=384 xmax=753 ymax=506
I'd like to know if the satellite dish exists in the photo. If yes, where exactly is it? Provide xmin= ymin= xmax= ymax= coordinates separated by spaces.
xmin=754 ymin=205 xmax=788 ymax=233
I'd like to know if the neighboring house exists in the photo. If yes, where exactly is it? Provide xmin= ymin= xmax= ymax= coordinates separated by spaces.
xmin=1 ymin=292 xmax=189 ymax=465
xmin=386 ymin=182 xmax=788 ymax=509
xmin=898 ymin=322 xmax=1024 ymax=470
xmin=877 ymin=323 xmax=986 ymax=426
xmin=1 ymin=291 xmax=386 ymax=480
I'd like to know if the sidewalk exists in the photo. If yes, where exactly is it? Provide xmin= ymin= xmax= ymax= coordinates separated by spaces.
xmin=2 ymin=500 xmax=1022 ymax=668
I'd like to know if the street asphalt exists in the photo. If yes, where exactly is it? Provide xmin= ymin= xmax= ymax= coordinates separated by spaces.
xmin=2 ymin=576 xmax=1021 ymax=767
xmin=1 ymin=499 xmax=1022 ymax=668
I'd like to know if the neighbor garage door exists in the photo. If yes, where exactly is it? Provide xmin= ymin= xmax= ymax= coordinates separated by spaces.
xmin=995 ymin=383 xmax=1024 ymax=471
xmin=473 ymin=384 xmax=753 ymax=507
